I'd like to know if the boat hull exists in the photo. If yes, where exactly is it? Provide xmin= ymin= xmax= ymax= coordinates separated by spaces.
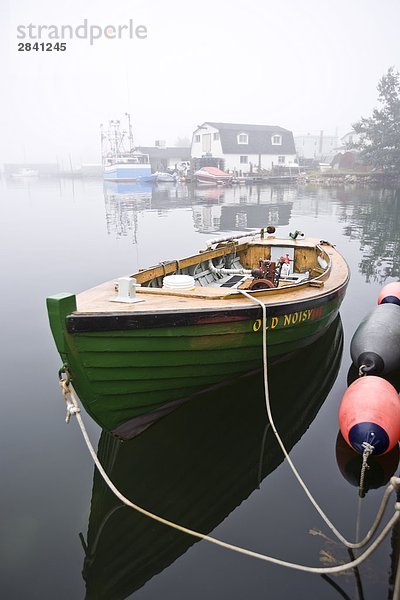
xmin=48 ymin=283 xmax=346 ymax=437
xmin=103 ymin=163 xmax=152 ymax=181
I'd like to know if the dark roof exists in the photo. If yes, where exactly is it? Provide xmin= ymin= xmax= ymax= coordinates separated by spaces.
xmin=137 ymin=146 xmax=191 ymax=160
xmin=202 ymin=122 xmax=296 ymax=155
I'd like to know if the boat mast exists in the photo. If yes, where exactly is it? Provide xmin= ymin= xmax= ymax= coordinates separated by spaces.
xmin=125 ymin=112 xmax=134 ymax=152
xmin=100 ymin=123 xmax=105 ymax=165
xmin=111 ymin=120 xmax=121 ymax=160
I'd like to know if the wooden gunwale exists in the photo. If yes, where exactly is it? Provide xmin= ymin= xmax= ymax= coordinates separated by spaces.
xmin=73 ymin=238 xmax=348 ymax=319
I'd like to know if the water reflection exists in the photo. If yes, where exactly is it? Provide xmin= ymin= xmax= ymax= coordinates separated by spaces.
xmin=103 ymin=182 xmax=400 ymax=283
xmin=104 ymin=182 xmax=152 ymax=243
xmin=335 ymin=188 xmax=400 ymax=283
xmin=104 ymin=181 xmax=154 ymax=199
xmin=336 ymin=431 xmax=400 ymax=495
xmin=82 ymin=317 xmax=343 ymax=599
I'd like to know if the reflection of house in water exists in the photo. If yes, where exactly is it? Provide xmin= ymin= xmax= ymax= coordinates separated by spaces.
xmin=192 ymin=185 xmax=294 ymax=233
xmin=219 ymin=202 xmax=291 ymax=230
xmin=193 ymin=205 xmax=222 ymax=232
xmin=104 ymin=181 xmax=296 ymax=238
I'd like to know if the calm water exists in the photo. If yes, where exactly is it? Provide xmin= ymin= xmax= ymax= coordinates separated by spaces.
xmin=1 ymin=178 xmax=400 ymax=599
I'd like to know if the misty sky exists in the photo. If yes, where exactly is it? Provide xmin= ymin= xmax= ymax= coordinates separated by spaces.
xmin=1 ymin=0 xmax=399 ymax=167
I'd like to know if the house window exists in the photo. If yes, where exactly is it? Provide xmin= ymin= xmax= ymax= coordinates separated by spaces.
xmin=278 ymin=156 xmax=285 ymax=164
xmin=272 ymin=135 xmax=282 ymax=145
xmin=213 ymin=132 xmax=219 ymax=141
xmin=240 ymin=155 xmax=248 ymax=164
xmin=194 ymin=135 xmax=201 ymax=143
xmin=237 ymin=133 xmax=248 ymax=144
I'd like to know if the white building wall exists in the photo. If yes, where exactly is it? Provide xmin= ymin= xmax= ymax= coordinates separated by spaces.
xmin=191 ymin=124 xmax=223 ymax=157
xmin=223 ymin=153 xmax=298 ymax=172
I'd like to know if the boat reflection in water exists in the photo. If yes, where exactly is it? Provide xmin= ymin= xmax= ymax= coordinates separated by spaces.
xmin=103 ymin=180 xmax=154 ymax=200
xmin=82 ymin=317 xmax=343 ymax=599
xmin=103 ymin=181 xmax=153 ymax=243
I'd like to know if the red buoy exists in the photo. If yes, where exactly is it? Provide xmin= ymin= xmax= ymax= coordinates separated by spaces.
xmin=378 ymin=282 xmax=400 ymax=306
xmin=339 ymin=376 xmax=400 ymax=455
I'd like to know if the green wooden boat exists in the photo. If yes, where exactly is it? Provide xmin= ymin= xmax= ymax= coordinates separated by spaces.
xmin=47 ymin=229 xmax=349 ymax=437
xmin=82 ymin=317 xmax=343 ymax=599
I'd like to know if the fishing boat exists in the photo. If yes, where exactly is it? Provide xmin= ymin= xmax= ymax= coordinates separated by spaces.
xmin=47 ymin=228 xmax=349 ymax=438
xmin=194 ymin=166 xmax=232 ymax=185
xmin=101 ymin=114 xmax=151 ymax=182
xmin=103 ymin=153 xmax=151 ymax=182
xmin=81 ymin=317 xmax=343 ymax=598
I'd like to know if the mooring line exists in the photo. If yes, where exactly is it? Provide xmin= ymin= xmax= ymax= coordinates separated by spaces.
xmin=237 ymin=289 xmax=400 ymax=550
xmin=59 ymin=364 xmax=400 ymax=575
xmin=59 ymin=377 xmax=399 ymax=574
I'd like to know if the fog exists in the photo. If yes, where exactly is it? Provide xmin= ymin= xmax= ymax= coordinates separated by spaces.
xmin=1 ymin=0 xmax=399 ymax=166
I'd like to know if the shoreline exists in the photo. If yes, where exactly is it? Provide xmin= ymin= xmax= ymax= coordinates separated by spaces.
xmin=301 ymin=172 xmax=400 ymax=188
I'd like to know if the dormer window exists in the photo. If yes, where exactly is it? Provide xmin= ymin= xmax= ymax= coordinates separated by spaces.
xmin=237 ymin=133 xmax=248 ymax=145
xmin=272 ymin=135 xmax=282 ymax=145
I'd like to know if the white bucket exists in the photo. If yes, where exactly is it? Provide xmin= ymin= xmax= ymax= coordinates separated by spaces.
xmin=162 ymin=275 xmax=195 ymax=290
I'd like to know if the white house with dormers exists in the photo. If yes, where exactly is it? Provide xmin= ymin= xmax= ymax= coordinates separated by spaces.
xmin=191 ymin=122 xmax=297 ymax=173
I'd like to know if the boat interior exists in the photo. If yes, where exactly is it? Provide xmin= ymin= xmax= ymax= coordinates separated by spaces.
xmin=74 ymin=231 xmax=348 ymax=314
xmin=132 ymin=231 xmax=332 ymax=296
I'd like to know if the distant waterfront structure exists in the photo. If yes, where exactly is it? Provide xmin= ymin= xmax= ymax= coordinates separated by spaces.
xmin=3 ymin=163 xmax=60 ymax=177
xmin=191 ymin=122 xmax=298 ymax=174
xmin=340 ymin=130 xmax=361 ymax=147
xmin=137 ymin=142 xmax=191 ymax=173
xmin=335 ymin=130 xmax=361 ymax=153
xmin=80 ymin=164 xmax=102 ymax=177
xmin=294 ymin=131 xmax=338 ymax=162
xmin=330 ymin=130 xmax=367 ymax=171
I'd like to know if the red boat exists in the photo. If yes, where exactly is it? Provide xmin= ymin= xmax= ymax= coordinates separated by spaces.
xmin=194 ymin=166 xmax=232 ymax=185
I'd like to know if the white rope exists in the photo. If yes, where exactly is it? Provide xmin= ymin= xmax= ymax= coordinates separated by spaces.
xmin=359 ymin=442 xmax=374 ymax=497
xmin=59 ymin=376 xmax=400 ymax=574
xmin=60 ymin=379 xmax=400 ymax=574
xmin=236 ymin=289 xmax=400 ymax=549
